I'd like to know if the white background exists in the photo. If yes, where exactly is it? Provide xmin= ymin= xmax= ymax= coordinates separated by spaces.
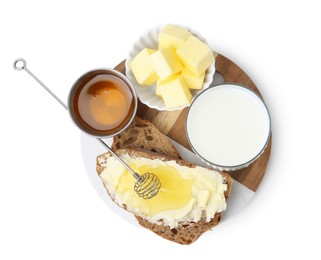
xmin=1 ymin=0 xmax=320 ymax=259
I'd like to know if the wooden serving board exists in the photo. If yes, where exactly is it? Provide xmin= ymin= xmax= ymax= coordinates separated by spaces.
xmin=114 ymin=52 xmax=272 ymax=192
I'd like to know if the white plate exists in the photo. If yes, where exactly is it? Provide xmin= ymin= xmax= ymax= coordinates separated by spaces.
xmin=125 ymin=24 xmax=215 ymax=111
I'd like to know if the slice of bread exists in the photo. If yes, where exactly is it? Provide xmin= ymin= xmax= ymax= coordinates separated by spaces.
xmin=96 ymin=148 xmax=233 ymax=245
xmin=111 ymin=116 xmax=180 ymax=159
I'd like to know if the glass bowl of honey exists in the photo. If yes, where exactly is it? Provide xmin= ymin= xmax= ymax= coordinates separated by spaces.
xmin=68 ymin=69 xmax=137 ymax=138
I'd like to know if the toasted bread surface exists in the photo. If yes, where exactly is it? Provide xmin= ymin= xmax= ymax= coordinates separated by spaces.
xmin=111 ymin=117 xmax=180 ymax=159
xmin=96 ymin=148 xmax=232 ymax=245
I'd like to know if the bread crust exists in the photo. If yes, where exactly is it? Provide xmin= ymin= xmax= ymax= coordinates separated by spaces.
xmin=135 ymin=213 xmax=222 ymax=245
xmin=111 ymin=116 xmax=181 ymax=159
xmin=96 ymin=148 xmax=233 ymax=245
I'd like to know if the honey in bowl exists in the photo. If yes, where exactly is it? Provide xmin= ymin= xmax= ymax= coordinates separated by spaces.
xmin=68 ymin=69 xmax=137 ymax=137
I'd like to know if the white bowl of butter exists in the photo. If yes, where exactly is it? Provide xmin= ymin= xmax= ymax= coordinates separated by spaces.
xmin=186 ymin=83 xmax=271 ymax=171
xmin=126 ymin=24 xmax=215 ymax=111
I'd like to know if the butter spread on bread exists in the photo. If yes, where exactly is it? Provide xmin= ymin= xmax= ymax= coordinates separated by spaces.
xmin=97 ymin=149 xmax=232 ymax=244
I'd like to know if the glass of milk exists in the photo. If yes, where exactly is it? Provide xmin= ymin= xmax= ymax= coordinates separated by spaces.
xmin=186 ymin=83 xmax=271 ymax=171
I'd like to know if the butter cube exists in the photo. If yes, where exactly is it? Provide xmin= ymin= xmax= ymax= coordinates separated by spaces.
xmin=159 ymin=24 xmax=192 ymax=50
xmin=156 ymin=74 xmax=178 ymax=97
xmin=150 ymin=47 xmax=183 ymax=80
xmin=181 ymin=68 xmax=205 ymax=90
xmin=158 ymin=75 xmax=192 ymax=108
xmin=176 ymin=35 xmax=214 ymax=76
xmin=129 ymin=48 xmax=158 ymax=85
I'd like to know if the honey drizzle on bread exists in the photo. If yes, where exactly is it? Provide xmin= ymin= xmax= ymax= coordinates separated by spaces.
xmin=96 ymin=148 xmax=232 ymax=245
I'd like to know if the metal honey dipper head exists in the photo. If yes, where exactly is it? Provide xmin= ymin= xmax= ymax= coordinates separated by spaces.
xmin=13 ymin=58 xmax=162 ymax=199
xmin=134 ymin=172 xmax=162 ymax=199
